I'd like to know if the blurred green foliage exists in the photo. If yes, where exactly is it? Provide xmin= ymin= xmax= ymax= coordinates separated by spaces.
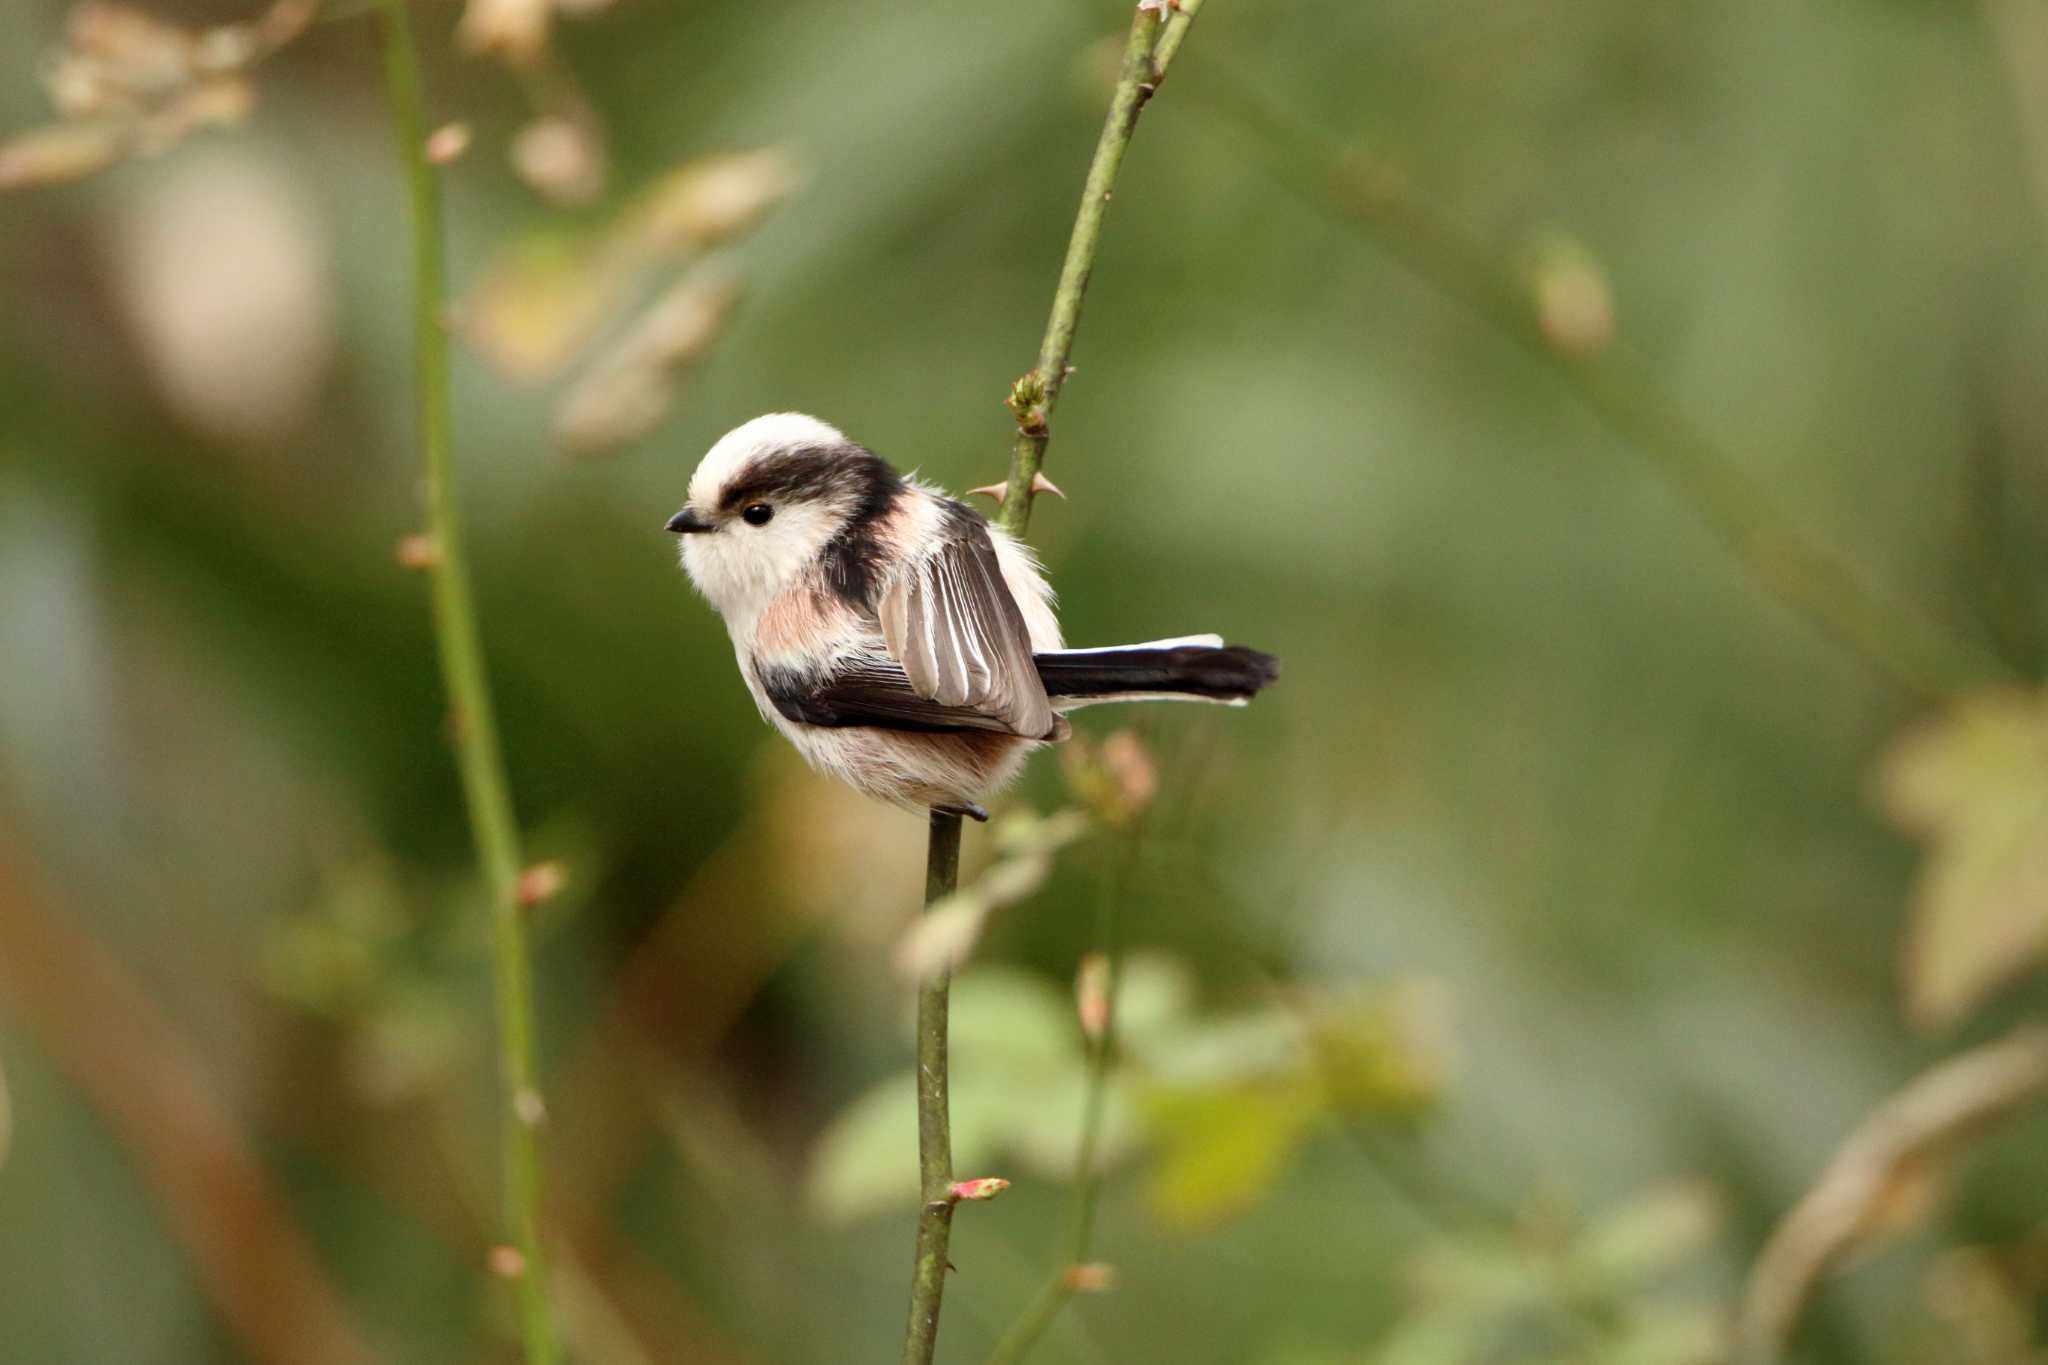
xmin=3 ymin=0 xmax=2048 ymax=1362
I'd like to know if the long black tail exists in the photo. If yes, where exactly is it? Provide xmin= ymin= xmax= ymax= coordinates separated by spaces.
xmin=1032 ymin=637 xmax=1280 ymax=707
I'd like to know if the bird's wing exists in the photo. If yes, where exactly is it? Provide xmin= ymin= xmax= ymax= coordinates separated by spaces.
xmin=876 ymin=502 xmax=1056 ymax=739
xmin=762 ymin=655 xmax=1034 ymax=735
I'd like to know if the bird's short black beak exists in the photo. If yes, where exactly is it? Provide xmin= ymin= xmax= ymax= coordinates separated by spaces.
xmin=666 ymin=507 xmax=713 ymax=534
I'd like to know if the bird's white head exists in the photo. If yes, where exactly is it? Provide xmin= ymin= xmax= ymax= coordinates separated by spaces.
xmin=669 ymin=413 xmax=903 ymax=624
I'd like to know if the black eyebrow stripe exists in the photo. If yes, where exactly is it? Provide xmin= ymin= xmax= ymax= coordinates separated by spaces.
xmin=718 ymin=445 xmax=867 ymax=510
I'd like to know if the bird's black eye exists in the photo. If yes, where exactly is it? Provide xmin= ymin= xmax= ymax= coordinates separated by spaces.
xmin=741 ymin=503 xmax=773 ymax=526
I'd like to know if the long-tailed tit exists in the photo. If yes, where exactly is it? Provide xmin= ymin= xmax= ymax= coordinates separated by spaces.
xmin=668 ymin=413 xmax=1278 ymax=819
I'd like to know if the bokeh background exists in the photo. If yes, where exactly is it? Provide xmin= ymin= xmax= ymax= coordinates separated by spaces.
xmin=4 ymin=0 xmax=2048 ymax=1362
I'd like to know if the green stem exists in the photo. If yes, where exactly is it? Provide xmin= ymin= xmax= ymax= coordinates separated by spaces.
xmin=904 ymin=7 xmax=1202 ymax=1359
xmin=1187 ymin=62 xmax=2010 ymax=700
xmin=902 ymin=810 xmax=964 ymax=1365
xmin=371 ymin=4 xmax=555 ymax=1361
xmin=997 ymin=0 xmax=1201 ymax=538
xmin=984 ymin=839 xmax=1137 ymax=1365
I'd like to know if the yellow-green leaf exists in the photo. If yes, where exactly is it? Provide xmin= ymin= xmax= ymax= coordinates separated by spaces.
xmin=1877 ymin=690 xmax=2048 ymax=1026
xmin=1143 ymin=1079 xmax=1322 ymax=1226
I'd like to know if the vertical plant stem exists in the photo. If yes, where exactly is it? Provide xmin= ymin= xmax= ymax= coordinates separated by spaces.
xmin=903 ymin=809 xmax=964 ymax=1365
xmin=372 ymin=4 xmax=555 ymax=1361
xmin=902 ymin=5 xmax=1203 ymax=1360
xmin=1060 ymin=896 xmax=1123 ymax=1263
xmin=984 ymin=838 xmax=1139 ymax=1365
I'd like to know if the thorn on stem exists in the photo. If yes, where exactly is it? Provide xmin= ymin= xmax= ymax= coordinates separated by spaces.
xmin=425 ymin=121 xmax=471 ymax=165
xmin=1064 ymin=1263 xmax=1117 ymax=1294
xmin=516 ymin=860 xmax=567 ymax=908
xmin=395 ymin=533 xmax=440 ymax=570
xmin=966 ymin=472 xmax=1065 ymax=505
xmin=513 ymin=1087 xmax=547 ymax=1126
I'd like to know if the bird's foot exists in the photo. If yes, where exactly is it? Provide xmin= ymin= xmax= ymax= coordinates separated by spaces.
xmin=935 ymin=802 xmax=990 ymax=823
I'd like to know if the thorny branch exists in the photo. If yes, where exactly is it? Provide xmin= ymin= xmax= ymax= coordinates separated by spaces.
xmin=901 ymin=6 xmax=1204 ymax=1364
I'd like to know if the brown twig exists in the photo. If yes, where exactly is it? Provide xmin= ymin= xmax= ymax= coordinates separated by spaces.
xmin=1736 ymin=1026 xmax=2048 ymax=1363
xmin=0 ymin=842 xmax=382 ymax=1365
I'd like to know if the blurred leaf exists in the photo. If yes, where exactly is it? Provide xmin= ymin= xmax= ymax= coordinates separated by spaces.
xmin=0 ymin=121 xmax=128 ymax=189
xmin=891 ymin=893 xmax=990 ymax=982
xmin=1368 ymin=1187 xmax=1729 ymax=1365
xmin=509 ymin=112 xmax=607 ymax=207
xmin=1135 ymin=985 xmax=1444 ymax=1226
xmin=892 ymin=812 xmax=1088 ymax=980
xmin=460 ymin=147 xmax=794 ymax=385
xmin=554 ymin=264 xmax=742 ymax=455
xmin=347 ymin=980 xmax=467 ymax=1106
xmin=1365 ymin=1315 xmax=1479 ymax=1365
xmin=1601 ymin=1304 xmax=1724 ymax=1365
xmin=989 ymin=806 xmax=1092 ymax=859
xmin=1306 ymin=990 xmax=1444 ymax=1118
xmin=632 ymin=147 xmax=801 ymax=249
xmin=1572 ymin=1182 xmax=1722 ymax=1286
xmin=1112 ymin=951 xmax=1198 ymax=1042
xmin=809 ymin=966 xmax=1094 ymax=1223
xmin=456 ymin=0 xmax=551 ymax=67
xmin=1407 ymin=1235 xmax=1551 ymax=1317
xmin=1136 ymin=1006 xmax=1302 ymax=1082
xmin=0 ymin=1051 xmax=10 ymax=1173
xmin=1877 ymin=690 xmax=2048 ymax=1026
xmin=1144 ymin=1078 xmax=1323 ymax=1226
xmin=1918 ymin=1244 xmax=2041 ymax=1365
xmin=253 ymin=856 xmax=409 ymax=1013
xmin=456 ymin=231 xmax=631 ymax=381
xmin=946 ymin=966 xmax=1073 ymax=1069
xmin=806 ymin=1074 xmax=917 ymax=1224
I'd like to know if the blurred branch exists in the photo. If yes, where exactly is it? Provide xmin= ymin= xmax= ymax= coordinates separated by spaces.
xmin=1736 ymin=1026 xmax=2048 ymax=1364
xmin=0 ymin=843 xmax=381 ymax=1365
xmin=1185 ymin=62 xmax=2011 ymax=700
xmin=371 ymin=3 xmax=556 ymax=1361
xmin=983 ymin=841 xmax=1139 ymax=1365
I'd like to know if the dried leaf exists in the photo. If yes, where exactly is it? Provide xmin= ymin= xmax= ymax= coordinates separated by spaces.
xmin=1574 ymin=1182 xmax=1722 ymax=1285
xmin=0 ymin=121 xmax=129 ymax=190
xmin=1877 ymin=690 xmax=2048 ymax=1026
xmin=634 ymin=147 xmax=801 ymax=250
xmin=891 ymin=893 xmax=989 ymax=982
xmin=456 ymin=0 xmax=551 ymax=66
xmin=510 ymin=114 xmax=607 ymax=206
xmin=456 ymin=233 xmax=631 ymax=381
xmin=553 ymin=266 xmax=742 ymax=454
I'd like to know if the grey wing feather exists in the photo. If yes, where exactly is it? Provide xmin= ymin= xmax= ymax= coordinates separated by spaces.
xmin=878 ymin=507 xmax=1055 ymax=738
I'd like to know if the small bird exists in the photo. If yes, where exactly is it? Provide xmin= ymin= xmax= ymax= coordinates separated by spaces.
xmin=668 ymin=413 xmax=1278 ymax=819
